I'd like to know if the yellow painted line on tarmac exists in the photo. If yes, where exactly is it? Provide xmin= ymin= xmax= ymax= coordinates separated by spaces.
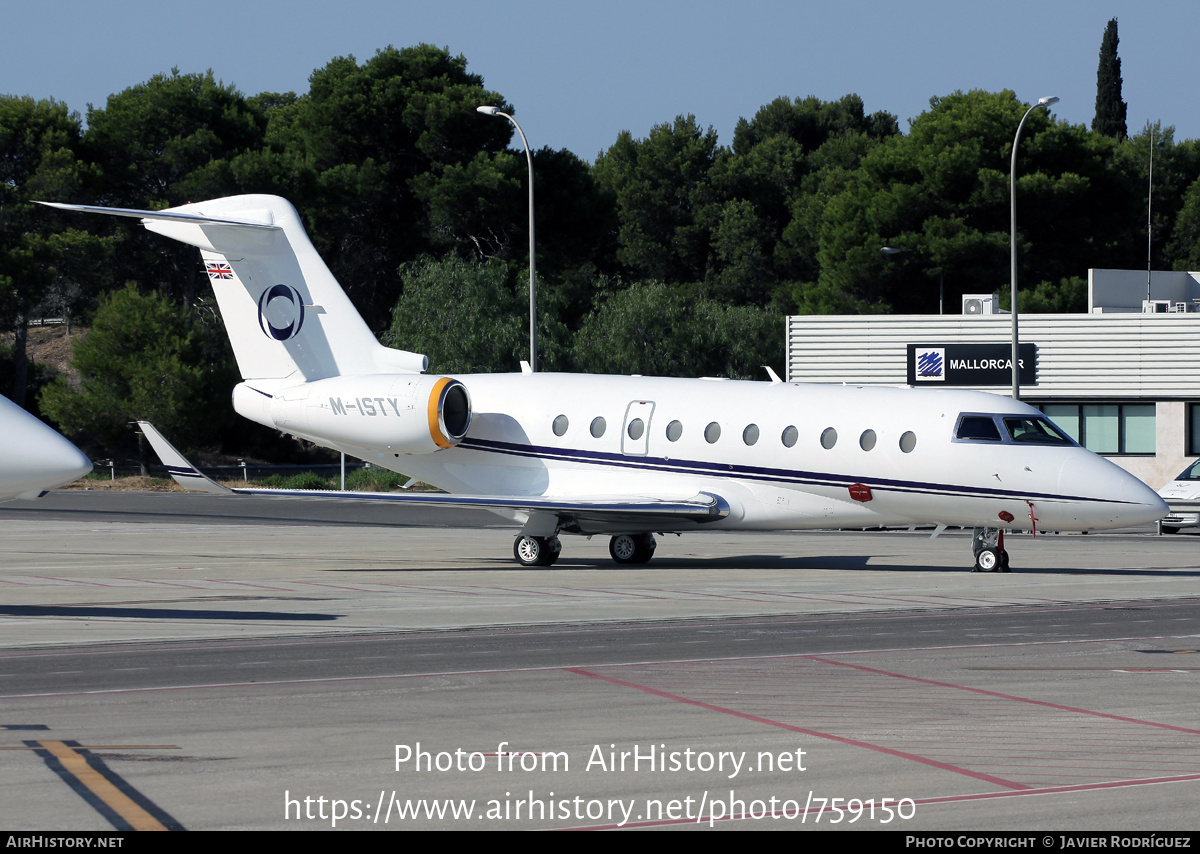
xmin=33 ymin=740 xmax=181 ymax=831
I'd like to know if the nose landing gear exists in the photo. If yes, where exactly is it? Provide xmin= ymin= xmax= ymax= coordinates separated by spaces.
xmin=972 ymin=527 xmax=1011 ymax=572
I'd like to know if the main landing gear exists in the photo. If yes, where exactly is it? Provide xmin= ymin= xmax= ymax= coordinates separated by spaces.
xmin=513 ymin=535 xmax=561 ymax=567
xmin=512 ymin=533 xmax=659 ymax=566
xmin=608 ymin=533 xmax=656 ymax=565
xmin=971 ymin=527 xmax=1011 ymax=572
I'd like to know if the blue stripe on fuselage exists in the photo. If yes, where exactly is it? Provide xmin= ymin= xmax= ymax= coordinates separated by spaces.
xmin=456 ymin=437 xmax=1128 ymax=506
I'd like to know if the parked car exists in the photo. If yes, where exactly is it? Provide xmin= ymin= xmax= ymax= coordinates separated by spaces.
xmin=1158 ymin=460 xmax=1200 ymax=533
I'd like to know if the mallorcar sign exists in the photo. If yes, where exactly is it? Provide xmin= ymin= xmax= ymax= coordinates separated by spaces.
xmin=906 ymin=343 xmax=1036 ymax=386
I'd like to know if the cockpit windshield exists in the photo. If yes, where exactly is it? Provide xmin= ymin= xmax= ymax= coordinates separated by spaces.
xmin=955 ymin=415 xmax=1002 ymax=441
xmin=1002 ymin=416 xmax=1073 ymax=445
xmin=955 ymin=413 xmax=1076 ymax=446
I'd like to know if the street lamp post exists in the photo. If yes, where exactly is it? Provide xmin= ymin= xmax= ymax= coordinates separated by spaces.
xmin=1010 ymin=95 xmax=1059 ymax=399
xmin=477 ymin=105 xmax=537 ymax=372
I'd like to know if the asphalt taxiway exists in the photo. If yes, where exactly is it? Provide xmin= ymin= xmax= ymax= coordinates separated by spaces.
xmin=0 ymin=491 xmax=1197 ymax=831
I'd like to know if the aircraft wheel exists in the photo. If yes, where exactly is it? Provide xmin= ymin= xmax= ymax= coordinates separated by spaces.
xmin=631 ymin=534 xmax=656 ymax=564
xmin=610 ymin=534 xmax=656 ymax=564
xmin=1162 ymin=525 xmax=1180 ymax=535
xmin=975 ymin=547 xmax=1001 ymax=572
xmin=609 ymin=534 xmax=638 ymax=563
xmin=1000 ymin=551 xmax=1011 ymax=572
xmin=514 ymin=535 xmax=559 ymax=567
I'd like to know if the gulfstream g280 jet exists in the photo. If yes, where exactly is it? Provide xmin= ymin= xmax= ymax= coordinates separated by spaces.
xmin=42 ymin=196 xmax=1166 ymax=571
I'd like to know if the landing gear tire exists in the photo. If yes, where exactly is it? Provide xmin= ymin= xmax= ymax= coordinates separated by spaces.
xmin=975 ymin=547 xmax=1001 ymax=572
xmin=513 ymin=535 xmax=561 ymax=567
xmin=609 ymin=533 xmax=656 ymax=565
xmin=971 ymin=526 xmax=1010 ymax=572
xmin=1162 ymin=525 xmax=1180 ymax=535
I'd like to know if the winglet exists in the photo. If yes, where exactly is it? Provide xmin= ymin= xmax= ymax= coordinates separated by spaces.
xmin=136 ymin=422 xmax=232 ymax=494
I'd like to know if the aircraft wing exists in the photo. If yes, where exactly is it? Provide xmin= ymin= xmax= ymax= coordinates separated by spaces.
xmin=137 ymin=422 xmax=728 ymax=530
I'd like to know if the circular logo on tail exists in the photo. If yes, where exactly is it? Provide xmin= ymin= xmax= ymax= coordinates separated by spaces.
xmin=257 ymin=285 xmax=305 ymax=340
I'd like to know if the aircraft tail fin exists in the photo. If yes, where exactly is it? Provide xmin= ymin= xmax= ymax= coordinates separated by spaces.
xmin=40 ymin=197 xmax=427 ymax=385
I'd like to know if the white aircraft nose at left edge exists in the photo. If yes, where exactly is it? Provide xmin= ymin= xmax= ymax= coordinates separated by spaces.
xmin=0 ymin=394 xmax=92 ymax=501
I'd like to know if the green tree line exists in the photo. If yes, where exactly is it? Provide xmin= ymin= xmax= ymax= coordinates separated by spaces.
xmin=2 ymin=42 xmax=1198 ymax=458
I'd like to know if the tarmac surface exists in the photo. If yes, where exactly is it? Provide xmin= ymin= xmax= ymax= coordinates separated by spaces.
xmin=0 ymin=490 xmax=1197 ymax=831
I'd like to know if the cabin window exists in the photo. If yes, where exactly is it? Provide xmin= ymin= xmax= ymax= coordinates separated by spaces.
xmin=704 ymin=422 xmax=722 ymax=444
xmin=859 ymin=429 xmax=877 ymax=451
xmin=820 ymin=427 xmax=837 ymax=449
xmin=743 ymin=424 xmax=760 ymax=446
xmin=781 ymin=425 xmax=798 ymax=448
xmin=666 ymin=420 xmax=683 ymax=442
xmin=627 ymin=418 xmax=645 ymax=440
xmin=899 ymin=431 xmax=916 ymax=453
xmin=553 ymin=415 xmax=569 ymax=436
xmin=590 ymin=416 xmax=606 ymax=438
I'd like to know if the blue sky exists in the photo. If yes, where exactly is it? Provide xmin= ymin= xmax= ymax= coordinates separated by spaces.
xmin=4 ymin=0 xmax=1197 ymax=160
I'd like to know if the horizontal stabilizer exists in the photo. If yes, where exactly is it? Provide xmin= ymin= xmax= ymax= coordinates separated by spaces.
xmin=37 ymin=201 xmax=280 ymax=230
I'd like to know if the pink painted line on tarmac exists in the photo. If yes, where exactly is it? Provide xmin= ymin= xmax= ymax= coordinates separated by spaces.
xmin=640 ymin=588 xmax=777 ymax=603
xmin=749 ymin=591 xmax=912 ymax=604
xmin=116 ymin=578 xmax=208 ymax=589
xmin=204 ymin=579 xmax=294 ymax=591
xmin=383 ymin=584 xmax=489 ymax=596
xmin=29 ymin=576 xmax=118 ymax=587
xmin=565 ymin=667 xmax=1029 ymax=791
xmin=553 ymin=586 xmax=672 ymax=600
xmin=463 ymin=585 xmax=583 ymax=599
xmin=804 ymin=656 xmax=1200 ymax=735
xmin=290 ymin=581 xmax=381 ymax=592
xmin=563 ymin=772 xmax=1200 ymax=830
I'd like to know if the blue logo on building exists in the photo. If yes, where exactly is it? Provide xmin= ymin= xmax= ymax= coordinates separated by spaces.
xmin=916 ymin=348 xmax=945 ymax=381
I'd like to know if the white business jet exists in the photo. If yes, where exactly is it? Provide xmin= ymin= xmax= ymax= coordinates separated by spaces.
xmin=0 ymin=393 xmax=92 ymax=501
xmin=42 ymin=195 xmax=1166 ymax=571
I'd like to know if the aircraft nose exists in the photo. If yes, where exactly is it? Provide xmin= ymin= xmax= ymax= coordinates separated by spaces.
xmin=0 ymin=398 xmax=92 ymax=498
xmin=22 ymin=430 xmax=93 ymax=486
xmin=1108 ymin=467 xmax=1166 ymax=520
xmin=1059 ymin=453 xmax=1167 ymax=527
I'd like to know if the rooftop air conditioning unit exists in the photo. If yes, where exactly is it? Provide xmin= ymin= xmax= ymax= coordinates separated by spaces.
xmin=962 ymin=294 xmax=998 ymax=316
xmin=1143 ymin=299 xmax=1171 ymax=314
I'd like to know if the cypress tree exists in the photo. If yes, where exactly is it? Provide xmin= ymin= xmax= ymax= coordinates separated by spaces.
xmin=1093 ymin=18 xmax=1128 ymax=140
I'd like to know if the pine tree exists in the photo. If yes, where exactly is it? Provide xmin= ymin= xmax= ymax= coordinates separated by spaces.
xmin=1093 ymin=18 xmax=1128 ymax=140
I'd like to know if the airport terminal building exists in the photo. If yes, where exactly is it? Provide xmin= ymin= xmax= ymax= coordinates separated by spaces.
xmin=786 ymin=270 xmax=1200 ymax=488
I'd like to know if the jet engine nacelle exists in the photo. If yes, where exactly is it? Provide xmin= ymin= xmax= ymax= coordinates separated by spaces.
xmin=237 ymin=374 xmax=471 ymax=454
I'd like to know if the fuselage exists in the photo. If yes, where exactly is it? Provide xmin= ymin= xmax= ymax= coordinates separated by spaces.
xmin=277 ymin=372 xmax=1166 ymax=535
